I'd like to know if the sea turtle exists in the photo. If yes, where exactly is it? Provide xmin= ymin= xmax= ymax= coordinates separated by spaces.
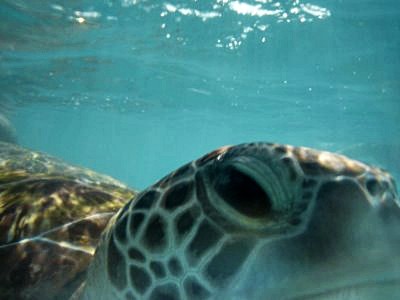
xmin=0 ymin=141 xmax=136 ymax=299
xmin=0 ymin=113 xmax=17 ymax=144
xmin=1 ymin=142 xmax=399 ymax=300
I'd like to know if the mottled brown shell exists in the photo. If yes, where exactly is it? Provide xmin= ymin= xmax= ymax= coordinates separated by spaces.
xmin=0 ymin=142 xmax=137 ymax=300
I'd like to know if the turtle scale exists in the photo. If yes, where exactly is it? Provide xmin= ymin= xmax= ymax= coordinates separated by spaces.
xmin=0 ymin=142 xmax=137 ymax=300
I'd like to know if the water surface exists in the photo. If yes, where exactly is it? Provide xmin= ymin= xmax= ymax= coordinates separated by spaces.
xmin=1 ymin=0 xmax=399 ymax=189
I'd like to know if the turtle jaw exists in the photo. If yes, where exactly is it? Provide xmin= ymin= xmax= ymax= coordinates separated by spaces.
xmin=245 ymin=177 xmax=400 ymax=300
xmin=274 ymin=263 xmax=400 ymax=300
xmin=250 ymin=226 xmax=400 ymax=300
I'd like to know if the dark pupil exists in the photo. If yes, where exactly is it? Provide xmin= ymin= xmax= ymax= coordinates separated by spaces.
xmin=214 ymin=166 xmax=271 ymax=218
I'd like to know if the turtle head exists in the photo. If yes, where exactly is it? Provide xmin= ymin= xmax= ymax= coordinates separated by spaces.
xmin=81 ymin=142 xmax=400 ymax=299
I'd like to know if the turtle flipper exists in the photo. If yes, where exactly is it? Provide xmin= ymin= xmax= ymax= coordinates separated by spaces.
xmin=0 ymin=238 xmax=91 ymax=300
xmin=0 ymin=114 xmax=17 ymax=144
xmin=0 ymin=208 xmax=121 ymax=300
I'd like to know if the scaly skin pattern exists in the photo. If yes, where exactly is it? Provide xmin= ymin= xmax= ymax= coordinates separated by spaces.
xmin=0 ymin=142 xmax=136 ymax=300
xmin=81 ymin=142 xmax=400 ymax=300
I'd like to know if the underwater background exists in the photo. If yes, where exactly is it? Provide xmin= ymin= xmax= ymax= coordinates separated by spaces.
xmin=0 ymin=0 xmax=399 ymax=190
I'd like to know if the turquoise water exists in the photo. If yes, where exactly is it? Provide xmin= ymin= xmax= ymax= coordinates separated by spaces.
xmin=1 ymin=0 xmax=399 ymax=189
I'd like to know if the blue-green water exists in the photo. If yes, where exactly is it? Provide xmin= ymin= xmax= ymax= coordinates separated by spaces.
xmin=1 ymin=0 xmax=399 ymax=189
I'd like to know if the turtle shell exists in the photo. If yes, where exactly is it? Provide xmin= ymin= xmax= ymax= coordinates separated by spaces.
xmin=0 ymin=142 xmax=136 ymax=300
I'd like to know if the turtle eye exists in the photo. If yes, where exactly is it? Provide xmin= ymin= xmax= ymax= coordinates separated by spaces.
xmin=213 ymin=165 xmax=272 ymax=219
